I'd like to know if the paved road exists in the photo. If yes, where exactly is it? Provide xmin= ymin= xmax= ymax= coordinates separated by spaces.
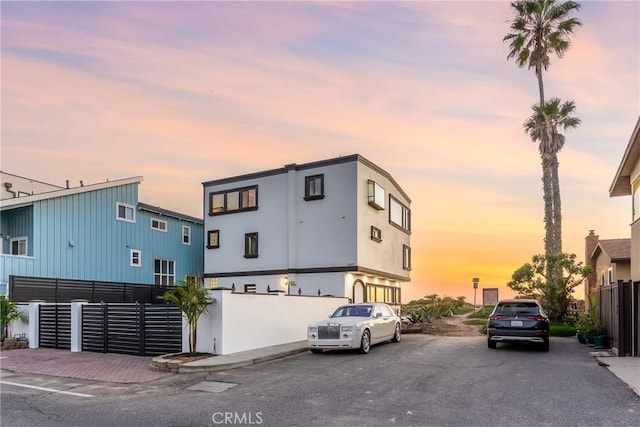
xmin=1 ymin=335 xmax=638 ymax=426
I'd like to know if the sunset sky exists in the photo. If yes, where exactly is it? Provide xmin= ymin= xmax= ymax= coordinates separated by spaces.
xmin=2 ymin=1 xmax=638 ymax=303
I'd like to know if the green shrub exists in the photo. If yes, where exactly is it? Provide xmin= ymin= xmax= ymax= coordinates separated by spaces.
xmin=575 ymin=311 xmax=603 ymax=339
xmin=550 ymin=322 xmax=576 ymax=337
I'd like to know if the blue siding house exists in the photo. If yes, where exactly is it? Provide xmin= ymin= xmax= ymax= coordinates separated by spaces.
xmin=0 ymin=172 xmax=203 ymax=295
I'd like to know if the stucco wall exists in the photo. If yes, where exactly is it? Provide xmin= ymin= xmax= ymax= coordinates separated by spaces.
xmin=188 ymin=289 xmax=348 ymax=355
xmin=632 ymin=220 xmax=640 ymax=281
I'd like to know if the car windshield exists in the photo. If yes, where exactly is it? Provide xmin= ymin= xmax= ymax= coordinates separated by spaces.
xmin=331 ymin=305 xmax=373 ymax=318
xmin=495 ymin=302 xmax=540 ymax=315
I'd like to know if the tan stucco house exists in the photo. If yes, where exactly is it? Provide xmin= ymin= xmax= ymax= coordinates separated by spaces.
xmin=609 ymin=116 xmax=640 ymax=357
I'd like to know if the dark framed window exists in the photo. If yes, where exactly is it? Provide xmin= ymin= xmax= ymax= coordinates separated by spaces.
xmin=207 ymin=230 xmax=220 ymax=249
xmin=304 ymin=174 xmax=324 ymax=201
xmin=389 ymin=195 xmax=410 ymax=233
xmin=403 ymin=245 xmax=411 ymax=271
xmin=244 ymin=284 xmax=257 ymax=293
xmin=209 ymin=185 xmax=258 ymax=215
xmin=371 ymin=226 xmax=382 ymax=242
xmin=367 ymin=180 xmax=385 ymax=210
xmin=244 ymin=232 xmax=259 ymax=258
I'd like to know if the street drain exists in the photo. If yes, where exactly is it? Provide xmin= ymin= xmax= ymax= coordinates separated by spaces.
xmin=187 ymin=381 xmax=238 ymax=393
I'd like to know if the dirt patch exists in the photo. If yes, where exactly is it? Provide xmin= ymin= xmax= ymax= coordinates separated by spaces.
xmin=162 ymin=352 xmax=214 ymax=363
xmin=405 ymin=314 xmax=485 ymax=337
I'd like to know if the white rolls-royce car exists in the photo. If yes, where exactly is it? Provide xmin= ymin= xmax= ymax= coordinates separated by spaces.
xmin=307 ymin=303 xmax=401 ymax=354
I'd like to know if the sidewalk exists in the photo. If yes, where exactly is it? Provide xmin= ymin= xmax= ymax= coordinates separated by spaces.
xmin=154 ymin=340 xmax=309 ymax=373
xmin=592 ymin=352 xmax=640 ymax=397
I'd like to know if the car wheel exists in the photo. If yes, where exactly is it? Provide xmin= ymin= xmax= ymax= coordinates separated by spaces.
xmin=541 ymin=339 xmax=549 ymax=352
xmin=488 ymin=340 xmax=497 ymax=349
xmin=359 ymin=329 xmax=371 ymax=354
xmin=309 ymin=348 xmax=323 ymax=354
xmin=391 ymin=323 xmax=401 ymax=343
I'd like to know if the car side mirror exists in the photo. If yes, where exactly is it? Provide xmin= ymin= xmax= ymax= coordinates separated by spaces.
xmin=375 ymin=312 xmax=382 ymax=318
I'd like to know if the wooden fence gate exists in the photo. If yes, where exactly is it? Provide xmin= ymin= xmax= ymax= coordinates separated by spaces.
xmin=39 ymin=304 xmax=71 ymax=349
xmin=81 ymin=303 xmax=183 ymax=356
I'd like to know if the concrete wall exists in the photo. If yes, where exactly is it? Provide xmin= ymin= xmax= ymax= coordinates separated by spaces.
xmin=187 ymin=289 xmax=348 ymax=355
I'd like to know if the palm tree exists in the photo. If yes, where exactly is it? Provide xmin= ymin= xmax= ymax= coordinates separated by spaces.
xmin=504 ymin=0 xmax=581 ymax=282
xmin=524 ymin=98 xmax=581 ymax=285
xmin=1 ymin=296 xmax=27 ymax=341
xmin=161 ymin=278 xmax=215 ymax=355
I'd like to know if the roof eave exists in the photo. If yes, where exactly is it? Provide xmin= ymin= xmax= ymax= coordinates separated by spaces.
xmin=609 ymin=117 xmax=640 ymax=197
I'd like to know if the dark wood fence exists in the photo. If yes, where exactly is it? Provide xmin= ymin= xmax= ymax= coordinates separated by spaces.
xmin=82 ymin=303 xmax=183 ymax=356
xmin=9 ymin=275 xmax=173 ymax=304
xmin=39 ymin=304 xmax=71 ymax=349
xmin=598 ymin=280 xmax=632 ymax=356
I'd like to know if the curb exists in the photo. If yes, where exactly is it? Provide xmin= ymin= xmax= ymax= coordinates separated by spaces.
xmin=150 ymin=346 xmax=310 ymax=374
xmin=178 ymin=347 xmax=309 ymax=373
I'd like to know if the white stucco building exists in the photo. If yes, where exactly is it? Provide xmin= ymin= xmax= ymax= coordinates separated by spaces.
xmin=202 ymin=154 xmax=411 ymax=305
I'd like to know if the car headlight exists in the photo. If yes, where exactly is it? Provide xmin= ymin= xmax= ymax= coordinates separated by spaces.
xmin=308 ymin=326 xmax=317 ymax=332
xmin=341 ymin=326 xmax=353 ymax=332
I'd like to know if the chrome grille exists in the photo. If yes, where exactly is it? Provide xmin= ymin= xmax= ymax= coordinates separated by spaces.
xmin=318 ymin=325 xmax=340 ymax=339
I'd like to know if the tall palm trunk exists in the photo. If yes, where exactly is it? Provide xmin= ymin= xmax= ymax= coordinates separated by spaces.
xmin=541 ymin=154 xmax=554 ymax=257
xmin=536 ymin=69 xmax=558 ymax=282
xmin=550 ymin=154 xmax=562 ymax=255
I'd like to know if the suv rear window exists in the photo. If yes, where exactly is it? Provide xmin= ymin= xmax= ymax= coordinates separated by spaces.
xmin=495 ymin=302 xmax=540 ymax=315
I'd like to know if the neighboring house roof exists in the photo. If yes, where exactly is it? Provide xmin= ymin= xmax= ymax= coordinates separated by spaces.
xmin=0 ymin=177 xmax=143 ymax=210
xmin=202 ymin=153 xmax=412 ymax=203
xmin=590 ymin=238 xmax=631 ymax=262
xmin=610 ymin=116 xmax=640 ymax=197
xmin=138 ymin=202 xmax=203 ymax=224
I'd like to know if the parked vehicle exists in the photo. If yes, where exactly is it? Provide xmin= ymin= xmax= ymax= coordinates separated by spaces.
xmin=307 ymin=303 xmax=401 ymax=354
xmin=486 ymin=299 xmax=550 ymax=352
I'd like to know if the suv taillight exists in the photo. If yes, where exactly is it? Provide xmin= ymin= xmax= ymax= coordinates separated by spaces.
xmin=489 ymin=315 xmax=507 ymax=320
xmin=527 ymin=315 xmax=547 ymax=321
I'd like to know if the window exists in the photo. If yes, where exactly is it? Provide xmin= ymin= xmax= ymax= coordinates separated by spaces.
xmin=182 ymin=226 xmax=191 ymax=245
xmin=10 ymin=237 xmax=27 ymax=256
xmin=633 ymin=179 xmax=640 ymax=221
xmin=365 ymin=283 xmax=401 ymax=304
xmin=244 ymin=284 xmax=257 ymax=293
xmin=151 ymin=218 xmax=167 ymax=232
xmin=608 ymin=268 xmax=614 ymax=284
xmin=207 ymin=230 xmax=220 ymax=249
xmin=209 ymin=278 xmax=218 ymax=288
xmin=209 ymin=186 xmax=258 ymax=215
xmin=116 ymin=202 xmax=136 ymax=223
xmin=244 ymin=232 xmax=258 ymax=258
xmin=154 ymin=259 xmax=175 ymax=286
xmin=186 ymin=275 xmax=202 ymax=286
xmin=371 ymin=226 xmax=382 ymax=242
xmin=389 ymin=195 xmax=410 ymax=232
xmin=130 ymin=249 xmax=141 ymax=267
xmin=601 ymin=272 xmax=605 ymax=287
xmin=403 ymin=245 xmax=411 ymax=271
xmin=367 ymin=180 xmax=385 ymax=210
xmin=304 ymin=174 xmax=324 ymax=200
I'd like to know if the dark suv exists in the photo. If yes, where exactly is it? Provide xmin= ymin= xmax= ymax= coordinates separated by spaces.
xmin=487 ymin=299 xmax=550 ymax=351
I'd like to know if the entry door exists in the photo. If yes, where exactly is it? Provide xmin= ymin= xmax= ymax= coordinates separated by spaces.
xmin=353 ymin=281 xmax=365 ymax=303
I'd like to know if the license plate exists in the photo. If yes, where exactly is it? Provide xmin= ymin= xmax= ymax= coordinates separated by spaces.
xmin=511 ymin=320 xmax=523 ymax=327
